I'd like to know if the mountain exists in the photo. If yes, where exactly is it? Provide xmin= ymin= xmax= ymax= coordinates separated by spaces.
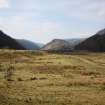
xmin=37 ymin=43 xmax=44 ymax=48
xmin=75 ymin=28 xmax=105 ymax=52
xmin=66 ymin=38 xmax=85 ymax=49
xmin=0 ymin=30 xmax=25 ymax=50
xmin=41 ymin=39 xmax=72 ymax=52
xmin=17 ymin=39 xmax=41 ymax=50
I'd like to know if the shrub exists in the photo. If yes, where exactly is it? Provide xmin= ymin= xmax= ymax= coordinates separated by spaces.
xmin=30 ymin=77 xmax=38 ymax=80
xmin=17 ymin=78 xmax=23 ymax=81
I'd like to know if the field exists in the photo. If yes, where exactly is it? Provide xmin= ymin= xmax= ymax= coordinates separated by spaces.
xmin=0 ymin=50 xmax=105 ymax=105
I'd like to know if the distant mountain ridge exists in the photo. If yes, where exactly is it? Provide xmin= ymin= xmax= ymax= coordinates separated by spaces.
xmin=0 ymin=30 xmax=44 ymax=50
xmin=0 ymin=30 xmax=25 ymax=50
xmin=37 ymin=43 xmax=44 ymax=48
xmin=41 ymin=38 xmax=85 ymax=51
xmin=41 ymin=39 xmax=72 ymax=51
xmin=17 ymin=39 xmax=40 ymax=50
xmin=75 ymin=28 xmax=105 ymax=52
xmin=66 ymin=38 xmax=85 ymax=49
xmin=96 ymin=29 xmax=105 ymax=35
xmin=1 ymin=28 xmax=105 ymax=52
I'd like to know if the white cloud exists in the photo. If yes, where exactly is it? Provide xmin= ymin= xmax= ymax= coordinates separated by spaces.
xmin=0 ymin=0 xmax=105 ymax=43
xmin=0 ymin=16 xmax=27 ymax=37
xmin=0 ymin=15 xmax=60 ymax=40
xmin=3 ymin=0 xmax=104 ymax=21
xmin=0 ymin=15 xmax=69 ymax=42
xmin=59 ymin=0 xmax=105 ymax=21
xmin=0 ymin=0 xmax=9 ymax=8
xmin=30 ymin=22 xmax=63 ymax=42
xmin=32 ymin=22 xmax=60 ymax=35
xmin=27 ymin=0 xmax=105 ymax=21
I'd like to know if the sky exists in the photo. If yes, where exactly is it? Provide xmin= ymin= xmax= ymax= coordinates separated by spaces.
xmin=0 ymin=0 xmax=105 ymax=43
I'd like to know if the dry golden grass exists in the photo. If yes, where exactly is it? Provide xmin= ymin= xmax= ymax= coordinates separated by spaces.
xmin=0 ymin=50 xmax=105 ymax=105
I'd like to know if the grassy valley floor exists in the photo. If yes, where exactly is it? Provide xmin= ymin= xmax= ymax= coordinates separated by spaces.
xmin=0 ymin=50 xmax=105 ymax=105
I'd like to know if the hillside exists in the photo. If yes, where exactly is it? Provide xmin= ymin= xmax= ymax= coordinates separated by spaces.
xmin=66 ymin=38 xmax=85 ymax=49
xmin=75 ymin=28 xmax=105 ymax=52
xmin=0 ymin=31 xmax=25 ymax=50
xmin=17 ymin=39 xmax=40 ymax=50
xmin=41 ymin=39 xmax=72 ymax=52
xmin=37 ymin=43 xmax=44 ymax=48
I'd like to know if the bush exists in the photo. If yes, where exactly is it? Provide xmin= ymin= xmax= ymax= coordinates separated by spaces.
xmin=17 ymin=78 xmax=23 ymax=81
xmin=30 ymin=77 xmax=38 ymax=80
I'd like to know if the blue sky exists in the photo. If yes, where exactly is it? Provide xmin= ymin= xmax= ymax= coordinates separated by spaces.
xmin=0 ymin=0 xmax=105 ymax=43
